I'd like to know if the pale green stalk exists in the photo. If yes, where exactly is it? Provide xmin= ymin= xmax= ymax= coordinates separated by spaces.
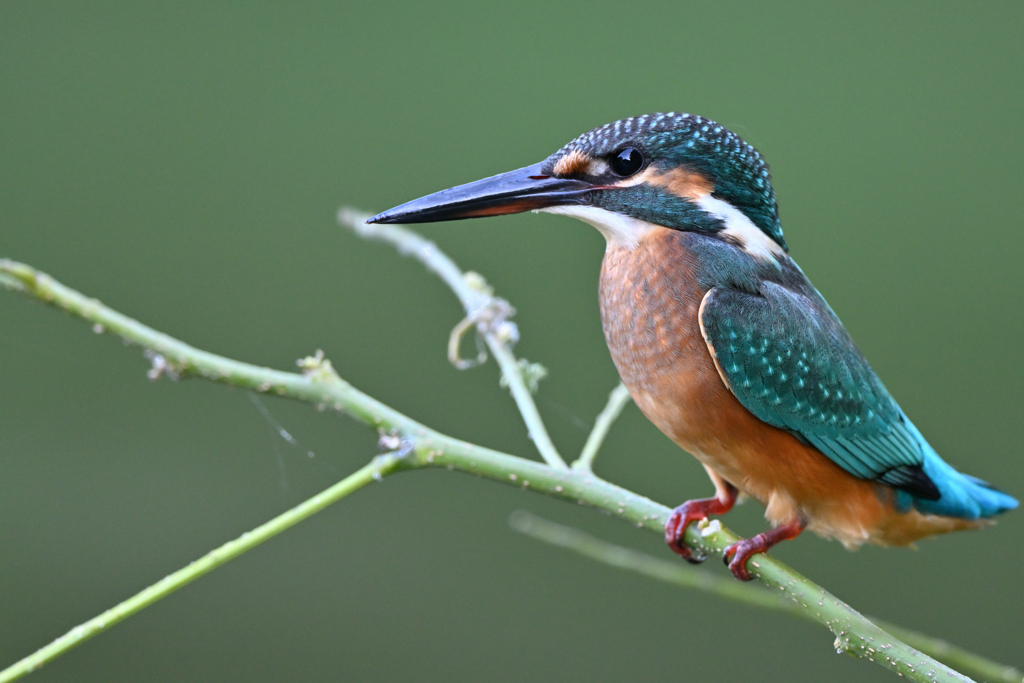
xmin=573 ymin=383 xmax=633 ymax=471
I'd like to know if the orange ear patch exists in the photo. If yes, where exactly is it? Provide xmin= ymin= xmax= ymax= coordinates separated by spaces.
xmin=646 ymin=166 xmax=714 ymax=199
xmin=552 ymin=148 xmax=593 ymax=176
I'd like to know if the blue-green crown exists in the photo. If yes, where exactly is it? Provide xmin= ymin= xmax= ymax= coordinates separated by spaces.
xmin=551 ymin=113 xmax=786 ymax=251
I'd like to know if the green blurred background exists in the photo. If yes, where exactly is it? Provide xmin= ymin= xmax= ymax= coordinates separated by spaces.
xmin=2 ymin=2 xmax=1022 ymax=680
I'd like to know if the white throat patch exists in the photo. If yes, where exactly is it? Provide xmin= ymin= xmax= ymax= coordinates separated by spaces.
xmin=696 ymin=195 xmax=785 ymax=264
xmin=536 ymin=205 xmax=657 ymax=250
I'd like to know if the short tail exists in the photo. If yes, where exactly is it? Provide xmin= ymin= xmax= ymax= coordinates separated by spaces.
xmin=904 ymin=421 xmax=1018 ymax=519
xmin=913 ymin=467 xmax=1018 ymax=519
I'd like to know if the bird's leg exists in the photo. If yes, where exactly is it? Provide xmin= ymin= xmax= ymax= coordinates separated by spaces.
xmin=723 ymin=517 xmax=807 ymax=581
xmin=664 ymin=482 xmax=737 ymax=563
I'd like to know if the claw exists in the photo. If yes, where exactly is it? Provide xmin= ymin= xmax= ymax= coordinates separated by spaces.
xmin=723 ymin=540 xmax=756 ymax=581
xmin=666 ymin=517 xmax=707 ymax=563
xmin=683 ymin=548 xmax=707 ymax=564
xmin=664 ymin=485 xmax=737 ymax=563
xmin=721 ymin=517 xmax=807 ymax=581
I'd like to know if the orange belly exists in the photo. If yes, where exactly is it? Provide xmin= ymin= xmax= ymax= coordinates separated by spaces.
xmin=598 ymin=227 xmax=983 ymax=547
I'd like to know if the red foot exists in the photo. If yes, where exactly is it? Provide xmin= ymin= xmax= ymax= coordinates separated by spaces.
xmin=665 ymin=484 xmax=737 ymax=563
xmin=723 ymin=517 xmax=807 ymax=581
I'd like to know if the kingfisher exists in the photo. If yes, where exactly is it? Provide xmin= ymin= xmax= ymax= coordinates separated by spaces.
xmin=368 ymin=113 xmax=1017 ymax=580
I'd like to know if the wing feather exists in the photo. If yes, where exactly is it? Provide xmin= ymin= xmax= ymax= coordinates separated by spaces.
xmin=699 ymin=283 xmax=938 ymax=499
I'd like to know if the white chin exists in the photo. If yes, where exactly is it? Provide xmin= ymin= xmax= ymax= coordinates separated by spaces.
xmin=536 ymin=205 xmax=658 ymax=249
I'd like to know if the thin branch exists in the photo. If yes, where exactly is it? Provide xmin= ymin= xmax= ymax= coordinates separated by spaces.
xmin=510 ymin=511 xmax=1023 ymax=683
xmin=338 ymin=207 xmax=567 ymax=470
xmin=0 ymin=254 xmax=986 ymax=682
xmin=0 ymin=453 xmax=405 ymax=683
xmin=573 ymin=383 xmax=633 ymax=472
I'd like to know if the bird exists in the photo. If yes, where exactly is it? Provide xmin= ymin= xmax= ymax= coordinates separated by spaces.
xmin=368 ymin=113 xmax=1018 ymax=580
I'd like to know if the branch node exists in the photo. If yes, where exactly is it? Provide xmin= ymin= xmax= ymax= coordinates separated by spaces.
xmin=499 ymin=359 xmax=548 ymax=394
xmin=297 ymin=349 xmax=341 ymax=382
xmin=144 ymin=350 xmax=180 ymax=381
xmin=462 ymin=270 xmax=491 ymax=295
xmin=377 ymin=430 xmax=414 ymax=459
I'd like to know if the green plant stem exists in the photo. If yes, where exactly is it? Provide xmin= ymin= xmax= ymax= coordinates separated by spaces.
xmin=0 ymin=454 xmax=404 ymax=683
xmin=573 ymin=383 xmax=633 ymax=471
xmin=0 ymin=255 xmax=994 ymax=682
xmin=510 ymin=511 xmax=1022 ymax=683
xmin=338 ymin=208 xmax=567 ymax=470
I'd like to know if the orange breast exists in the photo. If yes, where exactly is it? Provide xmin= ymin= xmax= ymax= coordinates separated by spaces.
xmin=598 ymin=228 xmax=982 ymax=547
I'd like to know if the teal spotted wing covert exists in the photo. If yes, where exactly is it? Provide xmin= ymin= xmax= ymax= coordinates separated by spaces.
xmin=700 ymin=282 xmax=939 ymax=499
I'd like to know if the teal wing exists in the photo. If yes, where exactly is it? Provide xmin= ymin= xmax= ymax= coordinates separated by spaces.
xmin=699 ymin=282 xmax=939 ymax=499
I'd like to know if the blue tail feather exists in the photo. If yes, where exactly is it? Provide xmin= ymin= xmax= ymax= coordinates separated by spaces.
xmin=902 ymin=419 xmax=1018 ymax=519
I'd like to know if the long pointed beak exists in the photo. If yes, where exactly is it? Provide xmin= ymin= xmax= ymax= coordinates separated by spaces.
xmin=367 ymin=162 xmax=596 ymax=224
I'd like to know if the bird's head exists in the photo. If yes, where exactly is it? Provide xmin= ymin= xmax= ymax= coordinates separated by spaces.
xmin=369 ymin=113 xmax=787 ymax=257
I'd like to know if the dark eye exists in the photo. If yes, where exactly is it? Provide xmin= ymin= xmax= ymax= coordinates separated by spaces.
xmin=610 ymin=147 xmax=644 ymax=176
